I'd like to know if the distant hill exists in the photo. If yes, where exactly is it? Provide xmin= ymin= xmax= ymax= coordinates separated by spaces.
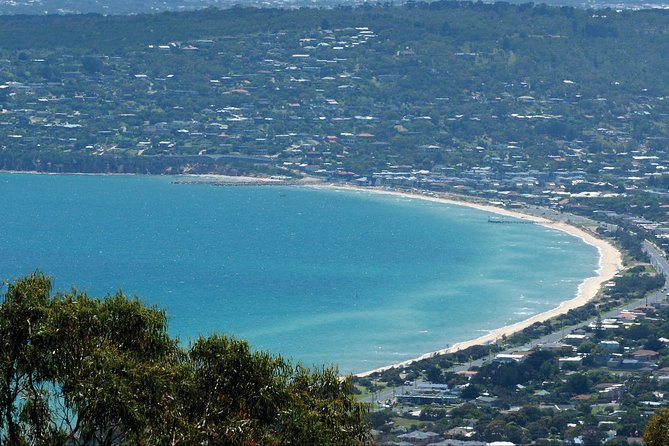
xmin=1 ymin=0 xmax=668 ymax=15
xmin=0 ymin=0 xmax=226 ymax=15
xmin=3 ymin=0 xmax=356 ymax=15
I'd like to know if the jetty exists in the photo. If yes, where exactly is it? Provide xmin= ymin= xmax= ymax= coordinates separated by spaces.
xmin=172 ymin=180 xmax=299 ymax=187
xmin=487 ymin=217 xmax=535 ymax=224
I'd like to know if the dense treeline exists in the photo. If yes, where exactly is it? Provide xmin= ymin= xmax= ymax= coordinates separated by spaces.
xmin=0 ymin=150 xmax=284 ymax=176
xmin=0 ymin=273 xmax=370 ymax=445
xmin=0 ymin=8 xmax=328 ymax=50
xmin=1 ymin=2 xmax=667 ymax=85
xmin=2 ymin=3 xmax=668 ymax=86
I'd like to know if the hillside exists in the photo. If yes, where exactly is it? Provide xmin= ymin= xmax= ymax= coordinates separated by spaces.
xmin=1 ymin=4 xmax=669 ymax=182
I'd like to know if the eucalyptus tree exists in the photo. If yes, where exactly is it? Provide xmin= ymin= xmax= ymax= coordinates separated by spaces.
xmin=644 ymin=408 xmax=669 ymax=446
xmin=0 ymin=273 xmax=371 ymax=445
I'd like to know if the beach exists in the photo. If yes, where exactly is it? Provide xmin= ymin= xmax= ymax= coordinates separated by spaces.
xmin=306 ymin=183 xmax=624 ymax=378
xmin=0 ymin=171 xmax=623 ymax=374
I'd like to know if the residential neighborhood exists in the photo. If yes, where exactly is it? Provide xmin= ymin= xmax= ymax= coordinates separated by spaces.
xmin=1 ymin=7 xmax=668 ymax=258
xmin=360 ymin=253 xmax=669 ymax=445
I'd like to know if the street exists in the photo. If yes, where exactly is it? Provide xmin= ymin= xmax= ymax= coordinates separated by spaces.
xmin=362 ymin=240 xmax=669 ymax=405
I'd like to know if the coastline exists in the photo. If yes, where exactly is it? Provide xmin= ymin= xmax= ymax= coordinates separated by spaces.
xmin=305 ymin=183 xmax=623 ymax=378
xmin=2 ymin=170 xmax=624 ymax=376
xmin=0 ymin=170 xmax=278 ymax=183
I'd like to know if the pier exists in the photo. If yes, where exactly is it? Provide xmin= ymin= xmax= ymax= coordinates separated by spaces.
xmin=487 ymin=217 xmax=535 ymax=224
xmin=172 ymin=180 xmax=299 ymax=187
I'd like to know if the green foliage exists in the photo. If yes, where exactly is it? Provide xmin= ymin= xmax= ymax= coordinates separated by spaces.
xmin=483 ymin=418 xmax=507 ymax=442
xmin=81 ymin=56 xmax=104 ymax=74
xmin=425 ymin=364 xmax=445 ymax=384
xmin=644 ymin=408 xmax=669 ymax=446
xmin=474 ymin=350 xmax=558 ymax=390
xmin=1 ymin=3 xmax=669 ymax=179
xmin=366 ymin=408 xmax=393 ymax=429
xmin=460 ymin=383 xmax=481 ymax=400
xmin=419 ymin=407 xmax=446 ymax=421
xmin=565 ymin=373 xmax=590 ymax=396
xmin=0 ymin=273 xmax=371 ymax=445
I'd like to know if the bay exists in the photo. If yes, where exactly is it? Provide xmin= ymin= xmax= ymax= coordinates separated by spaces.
xmin=0 ymin=173 xmax=599 ymax=373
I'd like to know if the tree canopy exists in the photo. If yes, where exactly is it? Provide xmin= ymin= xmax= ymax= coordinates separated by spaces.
xmin=0 ymin=272 xmax=370 ymax=445
xmin=644 ymin=408 xmax=669 ymax=446
xmin=2 ymin=3 xmax=669 ymax=180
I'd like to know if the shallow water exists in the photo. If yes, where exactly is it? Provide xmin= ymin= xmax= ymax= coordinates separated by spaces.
xmin=0 ymin=173 xmax=599 ymax=373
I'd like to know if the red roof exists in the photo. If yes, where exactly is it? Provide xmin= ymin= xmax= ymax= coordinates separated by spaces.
xmin=632 ymin=349 xmax=659 ymax=357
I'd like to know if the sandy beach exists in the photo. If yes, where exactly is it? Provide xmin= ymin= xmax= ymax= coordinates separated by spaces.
xmin=306 ymin=183 xmax=623 ymax=378
xmin=1 ymin=171 xmax=625 ymax=376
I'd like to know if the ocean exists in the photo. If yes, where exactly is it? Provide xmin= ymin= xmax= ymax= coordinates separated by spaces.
xmin=0 ymin=173 xmax=599 ymax=373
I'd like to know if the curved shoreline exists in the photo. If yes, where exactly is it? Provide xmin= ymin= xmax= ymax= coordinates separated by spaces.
xmin=305 ymin=184 xmax=623 ymax=378
xmin=3 ymin=171 xmax=624 ymax=376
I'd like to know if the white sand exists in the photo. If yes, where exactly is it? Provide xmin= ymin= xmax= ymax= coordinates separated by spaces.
xmin=2 ymin=172 xmax=623 ymax=376
xmin=304 ymin=184 xmax=623 ymax=378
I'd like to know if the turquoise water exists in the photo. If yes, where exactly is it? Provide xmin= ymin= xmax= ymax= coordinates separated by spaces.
xmin=0 ymin=173 xmax=599 ymax=374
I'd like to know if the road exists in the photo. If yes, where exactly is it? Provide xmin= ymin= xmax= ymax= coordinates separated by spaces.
xmin=645 ymin=240 xmax=669 ymax=288
xmin=363 ymin=241 xmax=669 ymax=405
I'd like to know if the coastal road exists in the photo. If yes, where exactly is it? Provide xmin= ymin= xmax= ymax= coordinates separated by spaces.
xmin=362 ymin=241 xmax=669 ymax=405
xmin=448 ymin=241 xmax=668 ymax=372
xmin=644 ymin=240 xmax=669 ymax=289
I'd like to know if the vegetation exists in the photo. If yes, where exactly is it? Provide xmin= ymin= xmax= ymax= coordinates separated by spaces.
xmin=1 ymin=4 xmax=668 ymax=260
xmin=1 ymin=3 xmax=668 ymax=260
xmin=362 ymin=261 xmax=669 ymax=444
xmin=360 ymin=266 xmax=664 ymax=390
xmin=644 ymin=408 xmax=669 ymax=446
xmin=0 ymin=272 xmax=371 ymax=445
xmin=2 ymin=2 xmax=669 ymax=443
xmin=0 ymin=3 xmax=669 ymax=182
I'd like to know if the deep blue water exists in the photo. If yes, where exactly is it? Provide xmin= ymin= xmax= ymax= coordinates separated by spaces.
xmin=0 ymin=173 xmax=599 ymax=373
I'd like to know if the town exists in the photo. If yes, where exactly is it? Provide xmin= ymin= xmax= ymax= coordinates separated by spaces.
xmin=0 ymin=7 xmax=668 ymax=251
xmin=358 ymin=246 xmax=669 ymax=445
xmin=2 ymin=3 xmax=669 ymax=444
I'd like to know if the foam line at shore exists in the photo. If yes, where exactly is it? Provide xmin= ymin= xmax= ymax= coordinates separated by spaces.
xmin=303 ymin=184 xmax=623 ymax=378
xmin=1 ymin=172 xmax=624 ymax=376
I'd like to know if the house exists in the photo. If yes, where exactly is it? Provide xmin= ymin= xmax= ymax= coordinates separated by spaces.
xmin=475 ymin=395 xmax=498 ymax=406
xmin=494 ymin=353 xmax=527 ymax=363
xmin=559 ymin=356 xmax=583 ymax=369
xmin=631 ymin=349 xmax=659 ymax=361
xmin=396 ymin=393 xmax=458 ymax=405
xmin=397 ymin=430 xmax=440 ymax=445
xmin=618 ymin=310 xmax=642 ymax=321
xmin=608 ymin=358 xmax=658 ymax=370
xmin=510 ymin=351 xmax=533 ymax=360
xmin=634 ymin=305 xmax=656 ymax=314
xmin=445 ymin=427 xmax=474 ymax=439
xmin=456 ymin=370 xmax=479 ymax=379
xmin=538 ymin=342 xmax=571 ymax=351
xmin=426 ymin=440 xmax=485 ymax=446
xmin=597 ymin=383 xmax=625 ymax=402
xmin=379 ymin=441 xmax=411 ymax=446
xmin=599 ymin=340 xmax=620 ymax=352
xmin=564 ymin=333 xmax=589 ymax=346
xmin=592 ymin=353 xmax=616 ymax=367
